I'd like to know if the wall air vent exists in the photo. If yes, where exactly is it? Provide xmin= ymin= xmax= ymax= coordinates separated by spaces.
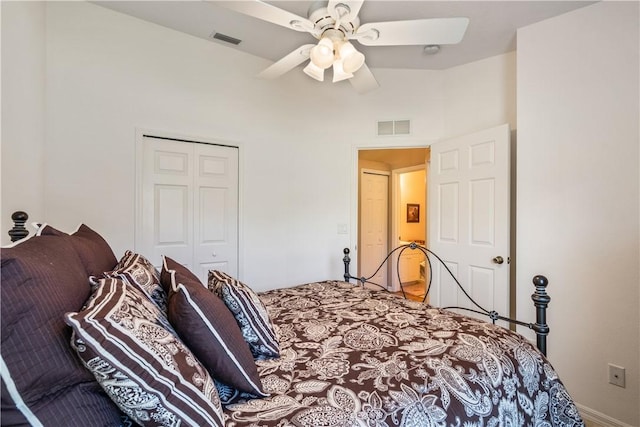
xmin=377 ymin=119 xmax=411 ymax=136
xmin=210 ymin=32 xmax=242 ymax=45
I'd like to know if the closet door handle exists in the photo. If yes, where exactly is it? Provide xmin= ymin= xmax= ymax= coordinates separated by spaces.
xmin=492 ymin=256 xmax=504 ymax=265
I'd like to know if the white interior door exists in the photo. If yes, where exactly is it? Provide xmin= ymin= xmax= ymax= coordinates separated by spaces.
xmin=360 ymin=170 xmax=389 ymax=287
xmin=428 ymin=124 xmax=510 ymax=320
xmin=137 ymin=135 xmax=238 ymax=284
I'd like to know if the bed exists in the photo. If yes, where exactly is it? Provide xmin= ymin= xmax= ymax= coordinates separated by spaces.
xmin=1 ymin=211 xmax=584 ymax=426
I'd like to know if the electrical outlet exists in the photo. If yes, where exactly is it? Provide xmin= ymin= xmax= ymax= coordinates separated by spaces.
xmin=608 ymin=364 xmax=625 ymax=388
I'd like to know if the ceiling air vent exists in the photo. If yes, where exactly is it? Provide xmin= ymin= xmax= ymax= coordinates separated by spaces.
xmin=210 ymin=32 xmax=242 ymax=45
xmin=377 ymin=120 xmax=411 ymax=136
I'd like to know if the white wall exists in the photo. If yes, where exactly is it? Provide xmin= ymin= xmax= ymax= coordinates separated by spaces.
xmin=1 ymin=1 xmax=46 ymax=239
xmin=1 ymin=2 xmax=514 ymax=286
xmin=517 ymin=2 xmax=639 ymax=425
xmin=443 ymin=51 xmax=516 ymax=138
xmin=36 ymin=2 xmax=460 ymax=287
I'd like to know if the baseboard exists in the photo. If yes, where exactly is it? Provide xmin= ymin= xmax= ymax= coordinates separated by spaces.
xmin=577 ymin=403 xmax=634 ymax=427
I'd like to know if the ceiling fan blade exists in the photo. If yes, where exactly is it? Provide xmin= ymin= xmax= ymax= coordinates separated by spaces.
xmin=213 ymin=1 xmax=315 ymax=33
xmin=354 ymin=17 xmax=469 ymax=46
xmin=327 ymin=0 xmax=364 ymax=22
xmin=349 ymin=63 xmax=379 ymax=94
xmin=257 ymin=44 xmax=315 ymax=79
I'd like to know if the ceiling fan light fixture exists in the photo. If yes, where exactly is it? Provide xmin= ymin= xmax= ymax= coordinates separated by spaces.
xmin=310 ymin=37 xmax=334 ymax=69
xmin=303 ymin=61 xmax=325 ymax=81
xmin=332 ymin=60 xmax=354 ymax=83
xmin=339 ymin=41 xmax=365 ymax=73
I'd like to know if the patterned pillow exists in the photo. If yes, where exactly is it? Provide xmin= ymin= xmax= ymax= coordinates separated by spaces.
xmin=102 ymin=251 xmax=167 ymax=314
xmin=208 ymin=270 xmax=280 ymax=359
xmin=161 ymin=257 xmax=266 ymax=396
xmin=65 ymin=277 xmax=224 ymax=427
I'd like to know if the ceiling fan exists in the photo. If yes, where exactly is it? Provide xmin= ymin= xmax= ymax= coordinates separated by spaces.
xmin=214 ymin=0 xmax=469 ymax=93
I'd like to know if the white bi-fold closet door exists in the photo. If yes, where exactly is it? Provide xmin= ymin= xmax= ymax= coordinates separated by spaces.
xmin=136 ymin=134 xmax=239 ymax=284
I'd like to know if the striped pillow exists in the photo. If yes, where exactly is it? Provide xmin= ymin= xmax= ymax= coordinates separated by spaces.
xmin=1 ymin=233 xmax=125 ymax=426
xmin=65 ymin=278 xmax=224 ymax=427
xmin=208 ymin=271 xmax=280 ymax=359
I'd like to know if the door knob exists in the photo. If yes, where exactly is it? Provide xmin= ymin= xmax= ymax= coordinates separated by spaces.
xmin=492 ymin=256 xmax=504 ymax=265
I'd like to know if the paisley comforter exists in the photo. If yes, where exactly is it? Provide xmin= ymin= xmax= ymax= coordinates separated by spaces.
xmin=223 ymin=281 xmax=583 ymax=427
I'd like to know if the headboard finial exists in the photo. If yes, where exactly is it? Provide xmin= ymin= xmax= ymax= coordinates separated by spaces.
xmin=8 ymin=211 xmax=29 ymax=242
xmin=531 ymin=275 xmax=550 ymax=356
xmin=343 ymin=247 xmax=352 ymax=283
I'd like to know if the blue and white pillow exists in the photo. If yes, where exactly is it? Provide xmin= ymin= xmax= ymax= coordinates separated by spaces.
xmin=208 ymin=271 xmax=280 ymax=360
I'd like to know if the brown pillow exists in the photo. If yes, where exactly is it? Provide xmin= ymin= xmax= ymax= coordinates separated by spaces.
xmin=1 ymin=235 xmax=124 ymax=425
xmin=161 ymin=256 xmax=202 ymax=293
xmin=38 ymin=223 xmax=117 ymax=276
xmin=161 ymin=257 xmax=266 ymax=398
xmin=66 ymin=277 xmax=224 ymax=427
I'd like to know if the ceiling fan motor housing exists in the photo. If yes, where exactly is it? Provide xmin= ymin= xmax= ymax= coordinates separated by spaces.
xmin=308 ymin=2 xmax=359 ymax=39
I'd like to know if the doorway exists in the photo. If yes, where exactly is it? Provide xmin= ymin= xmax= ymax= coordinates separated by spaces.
xmin=354 ymin=124 xmax=511 ymax=318
xmin=391 ymin=166 xmax=428 ymax=299
xmin=357 ymin=147 xmax=429 ymax=299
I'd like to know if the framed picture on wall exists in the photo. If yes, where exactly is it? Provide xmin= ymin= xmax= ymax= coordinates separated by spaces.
xmin=406 ymin=204 xmax=420 ymax=223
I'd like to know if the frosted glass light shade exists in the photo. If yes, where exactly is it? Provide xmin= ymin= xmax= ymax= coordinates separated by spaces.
xmin=340 ymin=42 xmax=365 ymax=73
xmin=332 ymin=60 xmax=353 ymax=83
xmin=303 ymin=61 xmax=325 ymax=81
xmin=310 ymin=38 xmax=335 ymax=69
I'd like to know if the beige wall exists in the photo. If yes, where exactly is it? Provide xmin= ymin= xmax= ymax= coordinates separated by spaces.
xmin=517 ymin=2 xmax=639 ymax=424
xmin=399 ymin=169 xmax=426 ymax=242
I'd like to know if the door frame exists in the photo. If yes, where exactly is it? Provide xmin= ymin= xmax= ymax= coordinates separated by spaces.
xmin=350 ymin=139 xmax=435 ymax=277
xmin=134 ymin=128 xmax=245 ymax=277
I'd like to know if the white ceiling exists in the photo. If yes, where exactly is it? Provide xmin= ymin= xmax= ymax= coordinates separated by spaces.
xmin=94 ymin=1 xmax=596 ymax=71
